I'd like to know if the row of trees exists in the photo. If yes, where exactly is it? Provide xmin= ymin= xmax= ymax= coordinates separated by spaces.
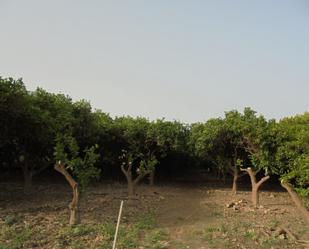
xmin=190 ymin=109 xmax=309 ymax=211
xmin=1 ymin=77 xmax=308 ymax=225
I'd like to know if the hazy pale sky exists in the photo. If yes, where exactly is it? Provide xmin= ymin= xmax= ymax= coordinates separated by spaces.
xmin=1 ymin=1 xmax=308 ymax=123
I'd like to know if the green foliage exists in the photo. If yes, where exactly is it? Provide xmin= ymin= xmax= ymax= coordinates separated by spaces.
xmin=139 ymin=156 xmax=159 ymax=175
xmin=189 ymin=108 xmax=270 ymax=176
xmin=54 ymin=133 xmax=100 ymax=190
xmin=276 ymin=113 xmax=309 ymax=196
xmin=0 ymin=77 xmax=32 ymax=170
xmin=1 ymin=76 xmax=309 ymax=193
xmin=115 ymin=117 xmax=187 ymax=177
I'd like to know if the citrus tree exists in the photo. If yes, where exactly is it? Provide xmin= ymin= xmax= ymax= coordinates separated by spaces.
xmin=54 ymin=133 xmax=100 ymax=225
xmin=276 ymin=113 xmax=309 ymax=224
xmin=114 ymin=116 xmax=154 ymax=198
xmin=190 ymin=115 xmax=247 ymax=194
xmin=235 ymin=108 xmax=275 ymax=207
xmin=147 ymin=119 xmax=189 ymax=185
xmin=0 ymin=79 xmax=75 ymax=193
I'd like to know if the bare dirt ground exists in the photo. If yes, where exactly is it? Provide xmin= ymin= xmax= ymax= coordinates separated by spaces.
xmin=0 ymin=181 xmax=308 ymax=249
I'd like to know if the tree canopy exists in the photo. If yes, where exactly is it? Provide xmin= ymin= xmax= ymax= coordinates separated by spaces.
xmin=0 ymin=77 xmax=308 ymax=208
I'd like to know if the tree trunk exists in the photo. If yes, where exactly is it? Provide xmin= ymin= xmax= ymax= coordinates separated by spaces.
xmin=149 ymin=171 xmax=155 ymax=186
xmin=232 ymin=170 xmax=238 ymax=195
xmin=240 ymin=167 xmax=270 ymax=208
xmin=22 ymin=164 xmax=33 ymax=194
xmin=231 ymin=166 xmax=247 ymax=195
xmin=54 ymin=161 xmax=80 ymax=225
xmin=21 ymin=163 xmax=50 ymax=194
xmin=127 ymin=177 xmax=135 ymax=198
xmin=281 ymin=182 xmax=309 ymax=225
xmin=69 ymin=183 xmax=80 ymax=225
xmin=252 ymin=185 xmax=259 ymax=208
xmin=121 ymin=162 xmax=149 ymax=199
xmin=121 ymin=163 xmax=136 ymax=199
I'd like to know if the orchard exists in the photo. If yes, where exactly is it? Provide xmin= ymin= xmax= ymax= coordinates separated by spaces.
xmin=0 ymin=77 xmax=308 ymax=248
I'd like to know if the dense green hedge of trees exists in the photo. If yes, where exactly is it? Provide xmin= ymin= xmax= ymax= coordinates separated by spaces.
xmin=1 ymin=77 xmax=308 ymax=224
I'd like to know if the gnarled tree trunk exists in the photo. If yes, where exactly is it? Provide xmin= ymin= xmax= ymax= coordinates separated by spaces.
xmin=228 ymin=165 xmax=246 ymax=195
xmin=281 ymin=182 xmax=309 ymax=225
xmin=21 ymin=163 xmax=49 ymax=194
xmin=232 ymin=167 xmax=238 ymax=195
xmin=240 ymin=167 xmax=270 ymax=207
xmin=121 ymin=162 xmax=149 ymax=199
xmin=148 ymin=171 xmax=155 ymax=186
xmin=228 ymin=153 xmax=244 ymax=195
xmin=55 ymin=161 xmax=80 ymax=225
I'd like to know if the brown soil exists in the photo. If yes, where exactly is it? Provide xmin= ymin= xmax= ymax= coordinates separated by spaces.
xmin=0 ymin=181 xmax=308 ymax=249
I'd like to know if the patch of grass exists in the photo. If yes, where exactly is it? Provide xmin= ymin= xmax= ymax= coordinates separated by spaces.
xmin=0 ymin=225 xmax=32 ymax=249
xmin=243 ymin=229 xmax=258 ymax=240
xmin=142 ymin=229 xmax=169 ymax=249
xmin=259 ymin=237 xmax=292 ymax=249
xmin=51 ymin=216 xmax=167 ymax=249
xmin=219 ymin=223 xmax=228 ymax=233
xmin=97 ymin=222 xmax=115 ymax=240
xmin=205 ymin=226 xmax=218 ymax=233
xmin=116 ymin=225 xmax=140 ymax=249
xmin=57 ymin=224 xmax=95 ymax=239
xmin=203 ymin=227 xmax=216 ymax=241
xmin=211 ymin=210 xmax=222 ymax=217
xmin=269 ymin=218 xmax=280 ymax=228
xmin=70 ymin=240 xmax=85 ymax=249
xmin=135 ymin=212 xmax=156 ymax=230
xmin=4 ymin=215 xmax=17 ymax=226
xmin=55 ymin=223 xmax=115 ymax=249
xmin=297 ymin=224 xmax=309 ymax=238
xmin=203 ymin=226 xmax=225 ymax=248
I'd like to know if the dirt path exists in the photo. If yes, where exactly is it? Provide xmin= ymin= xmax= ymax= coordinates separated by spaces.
xmin=155 ymin=185 xmax=220 ymax=248
xmin=153 ymin=184 xmax=309 ymax=249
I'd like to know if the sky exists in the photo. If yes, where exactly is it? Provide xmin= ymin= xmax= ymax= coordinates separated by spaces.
xmin=1 ymin=0 xmax=308 ymax=123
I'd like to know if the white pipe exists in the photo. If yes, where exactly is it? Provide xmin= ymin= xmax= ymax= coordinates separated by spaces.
xmin=112 ymin=200 xmax=124 ymax=249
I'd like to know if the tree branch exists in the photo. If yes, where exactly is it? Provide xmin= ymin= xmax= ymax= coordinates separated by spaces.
xmin=257 ymin=175 xmax=270 ymax=188
xmin=133 ymin=171 xmax=150 ymax=185
xmin=240 ymin=168 xmax=249 ymax=173
xmin=240 ymin=167 xmax=256 ymax=185
xmin=128 ymin=161 xmax=133 ymax=172
xmin=54 ymin=161 xmax=80 ymax=225
xmin=54 ymin=161 xmax=78 ymax=190
xmin=242 ymin=136 xmax=258 ymax=154
xmin=281 ymin=181 xmax=309 ymax=225
xmin=120 ymin=164 xmax=129 ymax=178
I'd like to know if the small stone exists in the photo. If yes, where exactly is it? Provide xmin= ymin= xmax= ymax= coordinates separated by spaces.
xmin=226 ymin=202 xmax=235 ymax=208
xmin=233 ymin=205 xmax=239 ymax=211
xmin=279 ymin=234 xmax=286 ymax=240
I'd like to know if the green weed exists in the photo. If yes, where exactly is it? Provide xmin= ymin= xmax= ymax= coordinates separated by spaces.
xmin=135 ymin=212 xmax=156 ymax=230
xmin=0 ymin=225 xmax=32 ymax=249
